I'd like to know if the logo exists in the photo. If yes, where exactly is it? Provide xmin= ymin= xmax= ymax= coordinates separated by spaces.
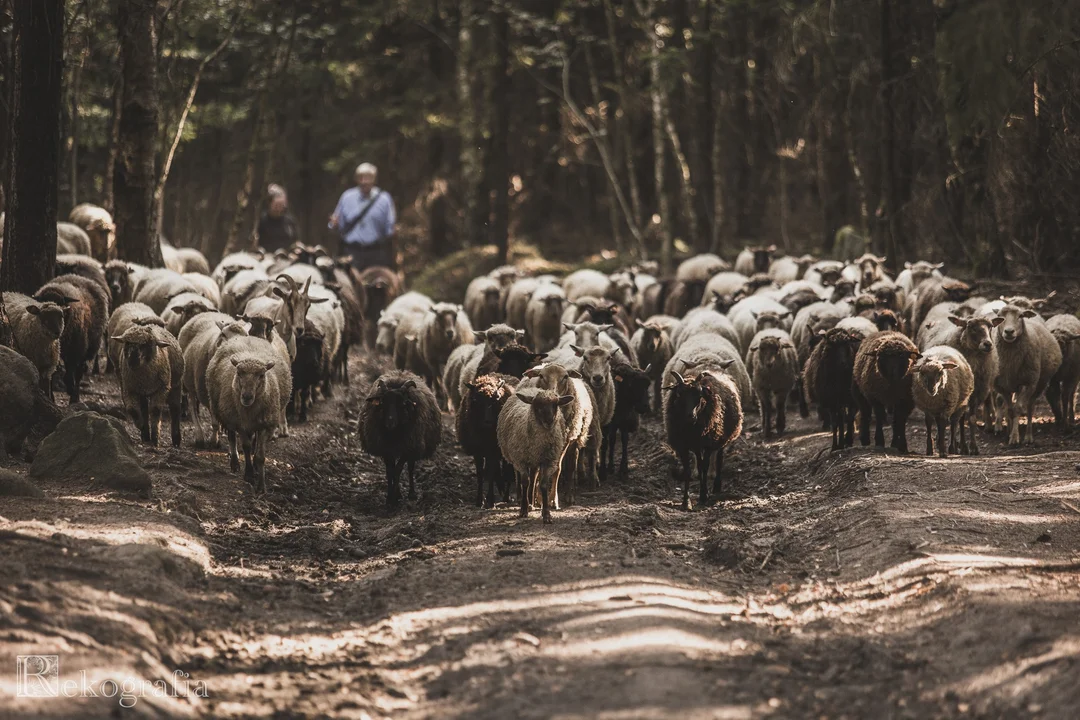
xmin=17 ymin=655 xmax=59 ymax=697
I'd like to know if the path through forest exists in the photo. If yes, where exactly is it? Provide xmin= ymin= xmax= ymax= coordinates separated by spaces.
xmin=2 ymin=353 xmax=1080 ymax=719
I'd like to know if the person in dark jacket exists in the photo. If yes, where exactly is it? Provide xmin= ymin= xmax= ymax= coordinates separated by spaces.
xmin=257 ymin=185 xmax=299 ymax=253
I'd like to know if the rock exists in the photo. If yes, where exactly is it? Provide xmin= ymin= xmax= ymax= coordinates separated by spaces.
xmin=30 ymin=412 xmax=152 ymax=497
xmin=0 ymin=470 xmax=45 ymax=498
xmin=87 ymin=544 xmax=204 ymax=584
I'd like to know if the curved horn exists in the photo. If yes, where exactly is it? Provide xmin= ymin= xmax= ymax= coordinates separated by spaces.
xmin=275 ymin=274 xmax=299 ymax=292
xmin=671 ymin=371 xmax=685 ymax=385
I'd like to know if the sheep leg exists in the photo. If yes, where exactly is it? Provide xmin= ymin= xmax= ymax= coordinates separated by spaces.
xmin=1047 ymin=381 xmax=1063 ymax=427
xmin=936 ymin=416 xmax=948 ymax=459
xmin=600 ymin=427 xmax=611 ymax=482
xmin=299 ymin=388 xmax=309 ymax=423
xmin=958 ymin=411 xmax=970 ymax=455
xmin=856 ymin=391 xmax=872 ymax=446
xmin=760 ymin=392 xmax=773 ymax=439
xmin=242 ymin=435 xmax=254 ymax=482
xmin=871 ymin=400 xmax=887 ymax=448
xmin=149 ymin=405 xmax=162 ymax=446
xmin=844 ymin=404 xmax=856 ymax=448
xmin=540 ymin=468 xmax=553 ymax=524
xmin=518 ymin=470 xmax=529 ymax=518
xmin=228 ymin=430 xmax=240 ymax=473
xmin=775 ymin=391 xmax=787 ymax=435
xmin=831 ymin=405 xmax=842 ymax=451
xmin=254 ymin=430 xmax=267 ymax=492
xmin=653 ymin=378 xmax=662 ymax=414
xmin=407 ymin=460 xmax=418 ymax=501
xmin=1005 ymin=392 xmax=1020 ymax=446
xmin=697 ymin=450 xmax=711 ymax=507
xmin=138 ymin=396 xmax=152 ymax=443
xmin=679 ymin=449 xmax=692 ymax=511
xmin=170 ymin=401 xmax=181 ymax=448
xmin=1066 ymin=379 xmax=1079 ymax=428
xmin=190 ymin=398 xmax=207 ymax=447
xmin=924 ymin=415 xmax=934 ymax=456
xmin=501 ymin=461 xmax=515 ymax=504
xmin=557 ymin=445 xmax=577 ymax=509
xmin=797 ymin=377 xmax=810 ymax=418
xmin=619 ymin=429 xmax=630 ymax=479
xmin=713 ymin=447 xmax=725 ymax=496
xmin=967 ymin=398 xmax=981 ymax=455
xmin=891 ymin=400 xmax=911 ymax=454
xmin=474 ymin=456 xmax=485 ymax=508
xmin=1022 ymin=388 xmax=1036 ymax=445
xmin=948 ymin=412 xmax=959 ymax=455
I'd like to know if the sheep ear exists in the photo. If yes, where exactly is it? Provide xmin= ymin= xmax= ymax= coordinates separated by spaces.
xmin=904 ymin=261 xmax=913 ymax=269
xmin=941 ymin=361 xmax=958 ymax=370
xmin=598 ymin=324 xmax=614 ymax=333
xmin=816 ymin=329 xmax=827 ymax=336
xmin=990 ymin=316 xmax=1005 ymax=326
xmin=635 ymin=318 xmax=646 ymax=329
xmin=614 ymin=374 xmax=623 ymax=383
xmin=273 ymin=287 xmax=288 ymax=299
xmin=571 ymin=344 xmax=585 ymax=356
xmin=517 ymin=393 xmax=535 ymax=405
xmin=515 ymin=330 xmax=527 ymax=341
xmin=264 ymin=361 xmax=275 ymax=371
xmin=110 ymin=335 xmax=125 ymax=342
xmin=877 ymin=256 xmax=887 ymax=264
xmin=403 ymin=379 xmax=417 ymax=389
xmin=309 ymin=296 xmax=330 ymax=304
xmin=947 ymin=316 xmax=965 ymax=327
xmin=933 ymin=263 xmax=944 ymax=270
xmin=474 ymin=330 xmax=487 ymax=341
xmin=557 ymin=395 xmax=575 ymax=407
xmin=1021 ymin=309 xmax=1037 ymax=319
xmin=766 ymin=245 xmax=777 ymax=253
xmin=567 ymin=369 xmax=583 ymax=379
xmin=25 ymin=304 xmax=41 ymax=315
xmin=523 ymin=368 xmax=541 ymax=378
xmin=562 ymin=323 xmax=574 ymax=332
xmin=530 ymin=353 xmax=545 ymax=362
xmin=230 ymin=357 xmax=240 ymax=367
xmin=155 ymin=339 xmax=171 ymax=348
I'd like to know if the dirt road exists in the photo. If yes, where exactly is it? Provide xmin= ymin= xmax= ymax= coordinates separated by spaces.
xmin=2 ymin=353 xmax=1079 ymax=719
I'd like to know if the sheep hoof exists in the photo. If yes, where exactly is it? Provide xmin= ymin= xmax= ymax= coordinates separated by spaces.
xmin=541 ymin=512 xmax=553 ymax=524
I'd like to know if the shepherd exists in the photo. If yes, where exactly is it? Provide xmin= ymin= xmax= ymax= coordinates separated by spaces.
xmin=329 ymin=162 xmax=397 ymax=270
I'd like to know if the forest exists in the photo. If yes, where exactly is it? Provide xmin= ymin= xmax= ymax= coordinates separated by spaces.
xmin=3 ymin=0 xmax=1080 ymax=286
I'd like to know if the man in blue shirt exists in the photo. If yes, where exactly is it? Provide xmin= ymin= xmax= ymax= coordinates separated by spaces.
xmin=329 ymin=163 xmax=397 ymax=270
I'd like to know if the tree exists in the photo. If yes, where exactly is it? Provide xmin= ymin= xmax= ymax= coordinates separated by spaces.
xmin=489 ymin=1 xmax=510 ymax=264
xmin=113 ymin=0 xmax=162 ymax=267
xmin=1 ymin=0 xmax=62 ymax=294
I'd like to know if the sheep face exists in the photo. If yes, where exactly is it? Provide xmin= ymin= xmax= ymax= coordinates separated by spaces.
xmin=782 ymin=289 xmax=819 ymax=315
xmin=523 ymin=363 xmax=578 ymax=395
xmin=221 ymin=264 xmax=248 ymax=285
xmin=493 ymin=344 xmax=544 ymax=377
xmin=996 ymin=305 xmax=1035 ymax=344
xmin=872 ymin=310 xmax=900 ymax=333
xmin=942 ymin=281 xmax=973 ymax=302
xmin=755 ymin=337 xmax=788 ymax=370
xmin=753 ymin=310 xmax=788 ymax=332
xmin=875 ymin=349 xmax=919 ymax=385
xmin=563 ymin=322 xmax=613 ymax=348
xmin=430 ymin=304 xmax=462 ymax=341
xmin=666 ymin=374 xmax=708 ymax=422
xmin=637 ymin=323 xmax=665 ymax=353
xmin=950 ymin=316 xmax=999 ymax=354
xmin=606 ymin=274 xmax=636 ymax=307
xmin=230 ymin=357 xmax=275 ymax=407
xmin=179 ymin=302 xmax=210 ymax=326
xmin=857 ymin=255 xmax=887 ymax=289
xmin=873 ymin=285 xmax=900 ymax=310
xmin=573 ymin=345 xmax=613 ymax=393
xmin=244 ymin=316 xmax=277 ymax=341
xmin=366 ymin=379 xmax=418 ymax=431
xmin=743 ymin=274 xmax=776 ymax=296
xmin=751 ymin=246 xmax=776 ymax=274
xmin=614 ymin=366 xmax=651 ymax=414
xmin=476 ymin=325 xmax=522 ymax=351
xmin=295 ymin=329 xmax=324 ymax=367
xmin=819 ymin=268 xmax=844 ymax=287
xmin=914 ymin=358 xmax=958 ymax=398
xmin=25 ymin=302 xmax=65 ymax=338
xmin=795 ymin=255 xmax=816 ymax=277
xmin=375 ymin=317 xmax=399 ymax=354
xmin=709 ymin=291 xmax=736 ymax=314
xmin=105 ymin=263 xmax=132 ymax=304
xmin=579 ymin=300 xmax=620 ymax=326
xmin=116 ymin=327 xmax=169 ymax=370
xmin=490 ymin=267 xmax=521 ymax=288
xmin=517 ymin=390 xmax=573 ymax=427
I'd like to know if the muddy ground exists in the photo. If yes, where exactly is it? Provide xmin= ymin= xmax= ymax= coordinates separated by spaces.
xmin=2 ymin=347 xmax=1080 ymax=719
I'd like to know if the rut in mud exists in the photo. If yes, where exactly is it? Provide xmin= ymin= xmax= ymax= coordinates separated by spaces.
xmin=2 ymin=350 xmax=1080 ymax=719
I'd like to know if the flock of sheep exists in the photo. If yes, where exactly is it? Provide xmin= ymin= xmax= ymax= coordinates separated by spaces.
xmin=1 ymin=215 xmax=1077 ymax=523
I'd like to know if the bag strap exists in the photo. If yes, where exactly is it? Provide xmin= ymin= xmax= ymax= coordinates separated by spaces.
xmin=340 ymin=190 xmax=381 ymax=239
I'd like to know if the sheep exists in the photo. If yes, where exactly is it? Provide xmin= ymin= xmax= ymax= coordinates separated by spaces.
xmin=3 ymin=293 xmax=66 ymax=397
xmin=221 ymin=268 xmax=271 ymax=316
xmin=56 ymin=222 xmax=93 ymax=256
xmin=896 ymin=260 xmax=944 ymax=295
xmin=35 ymin=274 xmax=109 ymax=403
xmin=316 ymin=259 xmax=365 ymax=385
xmin=359 ymin=371 xmax=441 ymax=506
xmin=517 ymin=362 xmax=601 ymax=506
xmin=671 ymin=308 xmax=740 ymax=352
xmin=910 ymin=277 xmax=975 ymax=334
xmin=455 ymin=330 xmax=540 ymax=405
xmin=636 ymin=278 xmax=673 ymax=320
xmin=734 ymin=245 xmax=776 ymax=276
xmin=104 ymin=260 xmax=136 ymax=307
xmin=565 ymin=298 xmax=632 ymax=339
xmin=172 ymin=248 xmax=211 ymax=275
xmin=916 ymin=301 xmax=960 ymax=349
xmin=212 ymin=251 xmax=263 ymax=286
xmin=830 ymin=278 xmax=857 ymax=303
xmin=911 ymin=346 xmax=974 ymax=458
xmin=803 ymin=260 xmax=845 ymax=287
xmin=207 ymin=334 xmax=293 ymax=491
xmin=747 ymin=328 xmax=798 ymax=438
xmin=853 ymin=331 xmax=920 ymax=452
xmin=632 ymin=319 xmax=674 ymax=409
xmin=699 ymin=272 xmax=748 ymax=308
xmin=245 ymin=274 xmax=328 ymax=361
xmin=663 ymin=367 xmax=743 ymax=511
xmin=357 ymin=267 xmax=403 ymax=348
xmin=572 ymin=344 xmax=616 ymax=428
xmin=525 ymin=284 xmax=567 ymax=353
xmin=603 ymin=362 xmax=651 ymax=479
xmin=68 ymin=203 xmax=116 ymax=261
xmin=497 ymin=388 xmax=576 ymax=522
xmin=835 ymin=315 xmax=878 ymax=340
xmin=0 ymin=345 xmax=61 ymax=459
xmin=803 ymin=327 xmax=864 ymax=450
xmin=132 ymin=269 xmax=198 ymax=315
xmin=850 ymin=253 xmax=889 ymax=290
xmin=305 ymin=283 xmax=346 ymax=397
xmin=459 ymin=373 xmax=518 ymax=507
xmin=113 ymin=324 xmax=184 ymax=447
xmin=161 ymin=292 xmax=216 ymax=337
xmin=183 ymin=272 xmax=222 ymax=307
xmin=392 ymin=309 xmax=429 ymax=375
xmin=444 ymin=324 xmax=525 ymax=411
xmin=1046 ymin=314 xmax=1080 ymax=428
xmin=181 ymin=313 xmax=250 ymax=447
xmin=664 ymin=278 xmax=709 ymax=318
xmin=106 ymin=302 xmax=163 ymax=373
xmin=277 ymin=262 xmax=324 ymax=289
xmin=665 ymin=332 xmax=753 ymax=408
xmin=505 ymin=277 xmax=553 ymax=329
xmin=676 ymin=253 xmax=728 ymax=283
xmin=418 ymin=302 xmax=474 ymax=403
xmin=563 ymin=269 xmax=610 ymax=301
xmin=768 ymin=254 xmax=816 ymax=285
xmin=994 ymin=304 xmax=1062 ymax=445
xmin=728 ymin=295 xmax=791 ymax=356
xmin=464 ymin=276 xmax=503 ymax=331
xmin=289 ymin=320 xmax=325 ymax=424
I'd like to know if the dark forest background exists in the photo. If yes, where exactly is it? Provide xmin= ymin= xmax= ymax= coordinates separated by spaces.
xmin=2 ymin=0 xmax=1079 ymax=278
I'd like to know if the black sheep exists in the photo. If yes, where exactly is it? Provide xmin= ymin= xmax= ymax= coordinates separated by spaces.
xmin=289 ymin=320 xmax=325 ymax=423
xmin=603 ymin=363 xmax=652 ymax=480
xmin=35 ymin=274 xmax=109 ymax=402
xmin=458 ymin=372 xmax=518 ymax=507
xmin=802 ymin=327 xmax=864 ymax=450
xmin=359 ymin=371 xmax=441 ymax=506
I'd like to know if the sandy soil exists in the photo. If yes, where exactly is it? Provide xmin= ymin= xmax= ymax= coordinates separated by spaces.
xmin=2 ymin=349 xmax=1079 ymax=719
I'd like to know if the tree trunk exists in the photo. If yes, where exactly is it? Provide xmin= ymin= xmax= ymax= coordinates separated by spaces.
xmin=695 ymin=0 xmax=717 ymax=251
xmin=114 ymin=0 xmax=162 ymax=267
xmin=879 ymin=0 xmax=900 ymax=274
xmin=815 ymin=45 xmax=853 ymax=253
xmin=489 ymin=2 xmax=510 ymax=264
xmin=643 ymin=6 xmax=672 ymax=271
xmin=103 ymin=73 xmax=122 ymax=215
xmin=585 ymin=43 xmax=622 ymax=253
xmin=603 ymin=0 xmax=644 ymax=236
xmin=457 ymin=0 xmax=482 ymax=248
xmin=1 ymin=0 xmax=62 ymax=294
xmin=68 ymin=45 xmax=85 ymax=211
